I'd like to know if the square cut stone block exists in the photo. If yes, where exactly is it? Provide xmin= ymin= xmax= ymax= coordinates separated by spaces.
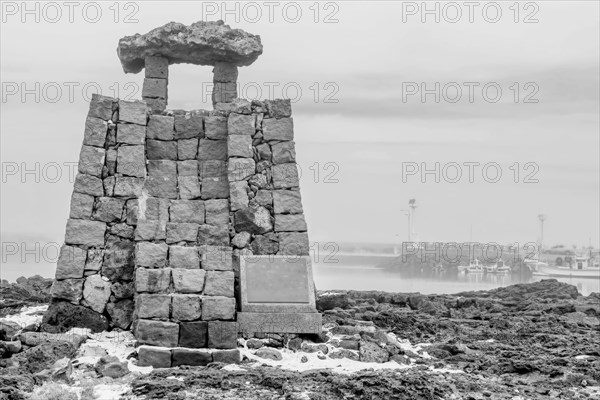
xmin=142 ymin=78 xmax=167 ymax=99
xmin=272 ymin=163 xmax=299 ymax=189
xmin=114 ymin=177 xmax=144 ymax=198
xmin=212 ymin=82 xmax=237 ymax=104
xmin=175 ymin=113 xmax=204 ymax=139
xmin=134 ymin=220 xmax=166 ymax=241
xmin=212 ymin=349 xmax=241 ymax=364
xmin=278 ymin=232 xmax=310 ymax=256
xmin=272 ymin=190 xmax=303 ymax=214
xmin=78 ymin=145 xmax=105 ymax=178
xmin=136 ymin=319 xmax=179 ymax=347
xmin=201 ymin=178 xmax=229 ymax=200
xmin=50 ymin=278 xmax=84 ymax=303
xmin=169 ymin=246 xmax=200 ymax=269
xmin=200 ymin=160 xmax=227 ymax=178
xmin=117 ymin=145 xmax=146 ymax=178
xmin=147 ymin=115 xmax=175 ymax=140
xmin=135 ymin=242 xmax=168 ymax=268
xmin=172 ymin=348 xmax=212 ymax=367
xmin=229 ymin=181 xmax=249 ymax=211
xmin=145 ymin=160 xmax=178 ymax=199
xmin=118 ymin=100 xmax=147 ymax=125
xmin=228 ymin=135 xmax=253 ymax=158
xmin=228 ymin=158 xmax=255 ymax=182
xmin=179 ymin=321 xmax=208 ymax=348
xmin=201 ymin=246 xmax=233 ymax=271
xmin=271 ymin=141 xmax=296 ymax=165
xmin=74 ymin=174 xmax=103 ymax=197
xmin=172 ymin=268 xmax=206 ymax=294
xmin=178 ymin=160 xmax=200 ymax=176
xmin=137 ymin=294 xmax=171 ymax=319
xmin=208 ymin=321 xmax=237 ymax=349
xmin=55 ymin=245 xmax=87 ymax=279
xmin=70 ymin=192 xmax=94 ymax=219
xmin=145 ymin=56 xmax=169 ymax=79
xmin=138 ymin=345 xmax=171 ymax=368
xmin=178 ymin=176 xmax=201 ymax=200
xmin=146 ymin=97 xmax=167 ymax=114
xmin=255 ymin=190 xmax=273 ymax=207
xmin=117 ymin=124 xmax=145 ymax=145
xmin=274 ymin=214 xmax=307 ymax=232
xmin=237 ymin=312 xmax=322 ymax=335
xmin=65 ymin=219 xmax=106 ymax=247
xmin=135 ymin=268 xmax=171 ymax=293
xmin=178 ymin=138 xmax=199 ymax=160
xmin=204 ymin=116 xmax=227 ymax=140
xmin=142 ymin=197 xmax=170 ymax=221
xmin=147 ymin=139 xmax=177 ymax=160
xmin=204 ymin=199 xmax=229 ymax=225
xmin=197 ymin=224 xmax=230 ymax=246
xmin=204 ymin=271 xmax=234 ymax=297
xmin=172 ymin=294 xmax=202 ymax=321
xmin=170 ymin=200 xmax=205 ymax=224
xmin=227 ymin=113 xmax=255 ymax=135
xmin=262 ymin=117 xmax=293 ymax=141
xmin=166 ymin=223 xmax=199 ymax=244
xmin=83 ymin=117 xmax=108 ymax=147
xmin=198 ymin=139 xmax=227 ymax=161
xmin=87 ymin=94 xmax=114 ymax=121
xmin=213 ymin=62 xmax=238 ymax=82
xmin=265 ymin=99 xmax=292 ymax=119
xmin=201 ymin=296 xmax=235 ymax=321
xmin=93 ymin=197 xmax=125 ymax=223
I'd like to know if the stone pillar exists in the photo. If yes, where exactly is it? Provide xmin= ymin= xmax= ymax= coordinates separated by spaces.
xmin=212 ymin=62 xmax=238 ymax=107
xmin=143 ymin=56 xmax=169 ymax=113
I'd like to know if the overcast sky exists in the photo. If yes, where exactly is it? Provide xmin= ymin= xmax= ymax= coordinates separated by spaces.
xmin=1 ymin=2 xmax=599 ymax=280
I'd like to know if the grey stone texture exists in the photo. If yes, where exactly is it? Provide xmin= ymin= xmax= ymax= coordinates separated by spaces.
xmin=228 ymin=113 xmax=255 ymax=135
xmin=262 ymin=117 xmax=293 ymax=141
xmin=65 ymin=219 xmax=106 ymax=247
xmin=172 ymin=294 xmax=202 ymax=321
xmin=136 ymin=319 xmax=179 ymax=347
xmin=138 ymin=345 xmax=172 ymax=368
xmin=118 ymin=100 xmax=147 ymax=125
xmin=172 ymin=268 xmax=206 ymax=293
xmin=145 ymin=56 xmax=169 ymax=79
xmin=135 ymin=242 xmax=168 ymax=268
xmin=272 ymin=190 xmax=303 ymax=214
xmin=169 ymin=246 xmax=200 ymax=269
xmin=69 ymin=193 xmax=94 ymax=219
xmin=117 ymin=124 xmax=146 ymax=145
xmin=55 ymin=245 xmax=87 ymax=279
xmin=135 ymin=268 xmax=171 ymax=293
xmin=201 ymin=296 xmax=236 ymax=321
xmin=204 ymin=271 xmax=234 ymax=297
xmin=147 ymin=115 xmax=175 ymax=140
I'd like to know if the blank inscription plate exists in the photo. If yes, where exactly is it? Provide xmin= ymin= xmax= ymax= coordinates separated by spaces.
xmin=245 ymin=258 xmax=310 ymax=303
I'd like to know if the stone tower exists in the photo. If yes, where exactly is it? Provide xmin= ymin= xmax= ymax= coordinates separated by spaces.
xmin=43 ymin=20 xmax=321 ymax=367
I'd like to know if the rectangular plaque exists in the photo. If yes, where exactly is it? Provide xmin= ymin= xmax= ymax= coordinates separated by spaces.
xmin=239 ymin=255 xmax=317 ymax=313
xmin=246 ymin=258 xmax=309 ymax=303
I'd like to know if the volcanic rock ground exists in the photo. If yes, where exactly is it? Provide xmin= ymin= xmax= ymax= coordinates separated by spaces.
xmin=1 ymin=278 xmax=598 ymax=399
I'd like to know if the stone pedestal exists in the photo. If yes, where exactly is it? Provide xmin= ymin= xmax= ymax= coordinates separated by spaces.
xmin=238 ymin=255 xmax=321 ymax=334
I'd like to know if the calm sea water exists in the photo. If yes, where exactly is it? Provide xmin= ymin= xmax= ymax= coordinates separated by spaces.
xmin=313 ymin=262 xmax=600 ymax=296
xmin=3 ymin=259 xmax=599 ymax=296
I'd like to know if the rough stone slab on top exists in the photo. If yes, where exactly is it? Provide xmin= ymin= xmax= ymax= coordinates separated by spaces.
xmin=117 ymin=20 xmax=263 ymax=73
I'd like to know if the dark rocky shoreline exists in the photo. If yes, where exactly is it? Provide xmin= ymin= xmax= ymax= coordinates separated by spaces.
xmin=1 ymin=279 xmax=599 ymax=399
